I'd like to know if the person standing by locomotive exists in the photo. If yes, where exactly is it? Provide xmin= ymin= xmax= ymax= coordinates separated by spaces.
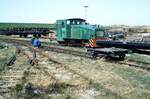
xmin=31 ymin=35 xmax=41 ymax=48
xmin=32 ymin=37 xmax=41 ymax=47
xmin=31 ymin=37 xmax=35 ymax=45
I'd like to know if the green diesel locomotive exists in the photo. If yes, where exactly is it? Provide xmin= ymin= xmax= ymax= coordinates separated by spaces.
xmin=56 ymin=18 xmax=108 ymax=46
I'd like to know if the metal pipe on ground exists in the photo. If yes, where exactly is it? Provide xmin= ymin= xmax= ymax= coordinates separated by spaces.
xmin=96 ymin=40 xmax=150 ymax=55
xmin=96 ymin=40 xmax=150 ymax=50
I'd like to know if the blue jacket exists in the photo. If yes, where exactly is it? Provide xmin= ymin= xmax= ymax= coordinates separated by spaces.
xmin=32 ymin=38 xmax=41 ymax=47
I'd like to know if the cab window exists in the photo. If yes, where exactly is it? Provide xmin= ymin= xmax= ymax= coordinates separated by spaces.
xmin=62 ymin=22 xmax=65 ymax=28
xmin=96 ymin=31 xmax=104 ymax=38
xmin=67 ymin=20 xmax=70 ymax=25
xmin=77 ymin=21 xmax=80 ymax=24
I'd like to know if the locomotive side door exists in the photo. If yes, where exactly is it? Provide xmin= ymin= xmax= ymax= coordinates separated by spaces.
xmin=61 ymin=21 xmax=67 ymax=38
xmin=66 ymin=20 xmax=71 ymax=38
xmin=56 ymin=20 xmax=67 ymax=41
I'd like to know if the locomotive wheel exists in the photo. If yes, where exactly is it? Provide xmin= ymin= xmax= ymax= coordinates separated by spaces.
xmin=58 ymin=41 xmax=66 ymax=45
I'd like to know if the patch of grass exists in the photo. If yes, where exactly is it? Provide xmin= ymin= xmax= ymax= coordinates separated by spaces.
xmin=64 ymin=95 xmax=72 ymax=99
xmin=127 ymin=53 xmax=150 ymax=63
xmin=47 ymin=82 xmax=72 ymax=94
xmin=0 ymin=44 xmax=16 ymax=70
xmin=22 ymin=71 xmax=29 ymax=83
xmin=113 ymin=67 xmax=150 ymax=90
xmin=113 ymin=66 xmax=150 ymax=98
xmin=15 ymin=84 xmax=23 ymax=92
xmin=88 ymin=82 xmax=124 ymax=99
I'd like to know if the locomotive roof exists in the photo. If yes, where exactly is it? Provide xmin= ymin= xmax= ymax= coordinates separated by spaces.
xmin=67 ymin=18 xmax=86 ymax=22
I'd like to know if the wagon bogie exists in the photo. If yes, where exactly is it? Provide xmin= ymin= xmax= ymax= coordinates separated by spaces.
xmin=87 ymin=48 xmax=128 ymax=60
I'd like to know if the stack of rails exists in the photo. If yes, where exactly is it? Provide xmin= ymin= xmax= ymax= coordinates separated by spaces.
xmin=0 ymin=23 xmax=56 ymax=37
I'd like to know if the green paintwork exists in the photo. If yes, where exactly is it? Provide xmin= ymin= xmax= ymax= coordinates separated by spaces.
xmin=56 ymin=20 xmax=67 ymax=41
xmin=71 ymin=25 xmax=95 ymax=39
xmin=56 ymin=18 xmax=106 ymax=42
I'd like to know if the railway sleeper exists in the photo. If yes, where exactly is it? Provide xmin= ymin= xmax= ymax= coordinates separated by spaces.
xmin=28 ymin=59 xmax=38 ymax=66
xmin=6 ymin=55 xmax=16 ymax=66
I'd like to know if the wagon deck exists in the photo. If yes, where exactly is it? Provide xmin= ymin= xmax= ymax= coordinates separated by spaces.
xmin=87 ymin=48 xmax=129 ymax=59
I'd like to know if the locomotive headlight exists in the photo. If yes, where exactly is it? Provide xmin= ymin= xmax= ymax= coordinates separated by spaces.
xmin=109 ymin=35 xmax=112 ymax=38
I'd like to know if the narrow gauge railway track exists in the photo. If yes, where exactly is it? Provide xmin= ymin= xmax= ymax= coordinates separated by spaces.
xmin=0 ymin=38 xmax=88 ymax=58
xmin=0 ymin=36 xmax=69 ymax=47
xmin=20 ymin=46 xmax=87 ymax=88
xmin=118 ymin=60 xmax=150 ymax=71
xmin=0 ymin=41 xmax=88 ymax=97
xmin=41 ymin=46 xmax=87 ymax=58
xmin=0 ymin=46 xmax=33 ymax=94
xmin=1 ymin=38 xmax=150 ymax=98
xmin=106 ymin=58 xmax=150 ymax=71
xmin=0 ymin=39 xmax=90 ymax=83
xmin=7 ymin=42 xmax=124 ymax=97
xmin=0 ymin=39 xmax=125 ymax=97
xmin=0 ymin=38 xmax=150 ymax=72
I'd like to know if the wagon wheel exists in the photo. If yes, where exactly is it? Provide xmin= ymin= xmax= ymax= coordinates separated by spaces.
xmin=92 ymin=53 xmax=98 ymax=59
xmin=119 ymin=54 xmax=125 ymax=60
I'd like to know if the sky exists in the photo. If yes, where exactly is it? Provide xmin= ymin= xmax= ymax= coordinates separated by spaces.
xmin=0 ymin=0 xmax=150 ymax=25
